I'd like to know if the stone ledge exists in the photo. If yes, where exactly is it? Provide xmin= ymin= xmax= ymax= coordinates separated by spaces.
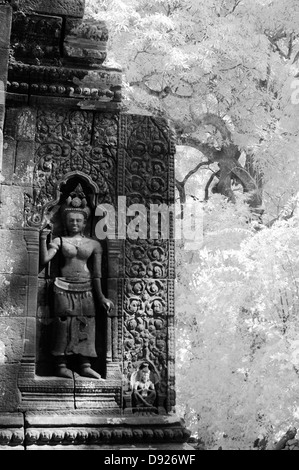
xmin=24 ymin=426 xmax=190 ymax=446
xmin=0 ymin=411 xmax=24 ymax=427
xmin=23 ymin=412 xmax=190 ymax=447
xmin=0 ymin=411 xmax=192 ymax=449
xmin=15 ymin=0 xmax=85 ymax=18
xmin=25 ymin=443 xmax=196 ymax=451
xmin=0 ymin=412 xmax=24 ymax=447
xmin=25 ymin=411 xmax=185 ymax=426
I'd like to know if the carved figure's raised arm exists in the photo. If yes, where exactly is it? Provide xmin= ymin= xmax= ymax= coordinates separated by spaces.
xmin=40 ymin=230 xmax=61 ymax=265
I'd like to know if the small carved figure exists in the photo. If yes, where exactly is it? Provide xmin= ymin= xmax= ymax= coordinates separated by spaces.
xmin=40 ymin=187 xmax=113 ymax=379
xmin=132 ymin=362 xmax=156 ymax=408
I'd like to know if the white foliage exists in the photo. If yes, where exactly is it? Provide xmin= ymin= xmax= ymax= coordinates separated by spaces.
xmin=85 ymin=0 xmax=299 ymax=449
xmin=176 ymin=213 xmax=299 ymax=449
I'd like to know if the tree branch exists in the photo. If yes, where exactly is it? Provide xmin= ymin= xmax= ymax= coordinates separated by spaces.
xmin=188 ymin=110 xmax=232 ymax=142
xmin=265 ymin=30 xmax=290 ymax=59
xmin=218 ymin=63 xmax=242 ymax=72
xmin=129 ymin=80 xmax=172 ymax=99
xmin=178 ymin=136 xmax=223 ymax=162
xmin=226 ymin=0 xmax=243 ymax=15
xmin=181 ymin=161 xmax=212 ymax=185
xmin=287 ymin=33 xmax=294 ymax=60
xmin=205 ymin=170 xmax=220 ymax=200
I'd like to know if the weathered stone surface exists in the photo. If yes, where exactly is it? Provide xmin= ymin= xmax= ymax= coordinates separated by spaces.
xmin=16 ymin=108 xmax=36 ymax=141
xmin=4 ymin=108 xmax=19 ymax=139
xmin=2 ymin=108 xmax=36 ymax=184
xmin=0 ymin=274 xmax=27 ymax=316
xmin=2 ymin=137 xmax=16 ymax=183
xmin=5 ymin=93 xmax=29 ymax=107
xmin=25 ymin=412 xmax=186 ymax=427
xmin=13 ymin=140 xmax=35 ymax=185
xmin=0 ymin=365 xmax=21 ymax=411
xmin=0 ymin=412 xmax=24 ymax=427
xmin=0 ymin=446 xmax=24 ymax=450
xmin=0 ymin=318 xmax=25 ymax=363
xmin=25 ymin=443 xmax=194 ymax=450
xmin=63 ymin=19 xmax=108 ymax=65
xmin=0 ymin=47 xmax=9 ymax=84
xmin=23 ymin=412 xmax=191 ymax=448
xmin=11 ymin=12 xmax=63 ymax=65
xmin=0 ymin=230 xmax=28 ymax=275
xmin=0 ymin=412 xmax=24 ymax=449
xmin=16 ymin=0 xmax=85 ymax=18
xmin=0 ymin=185 xmax=25 ymax=229
xmin=0 ymin=5 xmax=12 ymax=49
xmin=0 ymin=5 xmax=12 ymax=183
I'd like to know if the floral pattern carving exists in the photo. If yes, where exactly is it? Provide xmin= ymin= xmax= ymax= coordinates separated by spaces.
xmin=26 ymin=109 xmax=118 ymax=226
xmin=125 ymin=239 xmax=168 ymax=279
xmin=125 ymin=116 xmax=170 ymax=201
xmin=123 ymin=279 xmax=168 ymax=396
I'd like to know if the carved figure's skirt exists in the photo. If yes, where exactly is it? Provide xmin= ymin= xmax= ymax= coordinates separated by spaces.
xmin=53 ymin=278 xmax=95 ymax=317
xmin=51 ymin=278 xmax=97 ymax=357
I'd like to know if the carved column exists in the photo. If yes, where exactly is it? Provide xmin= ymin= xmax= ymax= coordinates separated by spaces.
xmin=119 ymin=114 xmax=177 ymax=415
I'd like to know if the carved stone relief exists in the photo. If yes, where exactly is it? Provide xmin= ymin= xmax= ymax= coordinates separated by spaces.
xmin=121 ymin=114 xmax=176 ymax=412
xmin=25 ymin=109 xmax=118 ymax=228
xmin=122 ymin=279 xmax=168 ymax=414
xmin=125 ymin=116 xmax=170 ymax=203
xmin=125 ymin=239 xmax=169 ymax=279
xmin=0 ymin=1 xmax=192 ymax=448
xmin=11 ymin=12 xmax=62 ymax=62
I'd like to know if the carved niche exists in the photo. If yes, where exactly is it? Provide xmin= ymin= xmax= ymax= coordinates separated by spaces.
xmin=18 ymin=108 xmax=121 ymax=412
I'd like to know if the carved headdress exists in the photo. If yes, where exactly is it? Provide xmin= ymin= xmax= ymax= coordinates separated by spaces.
xmin=61 ymin=184 xmax=91 ymax=221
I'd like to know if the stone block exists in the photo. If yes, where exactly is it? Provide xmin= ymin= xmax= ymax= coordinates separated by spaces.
xmin=0 ymin=96 xmax=4 ymax=131
xmin=27 ymin=275 xmax=39 ymax=317
xmin=28 ymin=94 xmax=81 ymax=107
xmin=0 ymin=185 xmax=24 ymax=229
xmin=17 ymin=0 xmax=85 ymax=18
xmin=63 ymin=18 xmax=108 ymax=65
xmin=0 ymin=364 xmax=21 ymax=411
xmin=6 ymin=93 xmax=29 ymax=106
xmin=4 ymin=108 xmax=19 ymax=139
xmin=0 ymin=229 xmax=28 ymax=275
xmin=16 ymin=108 xmax=36 ymax=141
xmin=0 ymin=412 xmax=24 ymax=449
xmin=0 ymin=412 xmax=24 ymax=427
xmin=0 ymin=47 xmax=9 ymax=83
xmin=13 ymin=140 xmax=35 ymax=185
xmin=0 ymin=273 xmax=27 ymax=317
xmin=2 ymin=136 xmax=16 ymax=184
xmin=11 ymin=12 xmax=63 ymax=64
xmin=23 ymin=230 xmax=39 ymax=277
xmin=0 ymin=317 xmax=26 ymax=363
xmin=0 ymin=5 xmax=12 ymax=49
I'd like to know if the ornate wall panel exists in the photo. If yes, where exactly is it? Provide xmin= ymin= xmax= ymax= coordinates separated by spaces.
xmin=120 ymin=114 xmax=176 ymax=413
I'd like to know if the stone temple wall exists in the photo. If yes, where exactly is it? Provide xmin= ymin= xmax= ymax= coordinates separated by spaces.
xmin=0 ymin=0 xmax=191 ymax=450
